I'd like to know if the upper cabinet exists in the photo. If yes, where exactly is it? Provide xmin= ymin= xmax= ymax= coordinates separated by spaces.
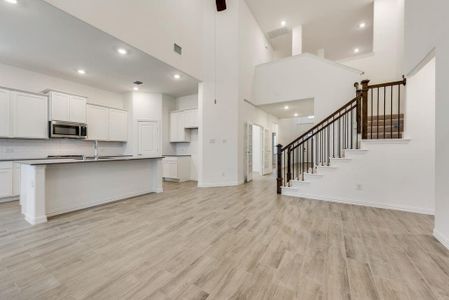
xmin=184 ymin=109 xmax=199 ymax=129
xmin=13 ymin=92 xmax=48 ymax=139
xmin=169 ymin=109 xmax=198 ymax=143
xmin=47 ymin=91 xmax=87 ymax=123
xmin=0 ymin=88 xmax=48 ymax=139
xmin=87 ymin=104 xmax=128 ymax=142
xmin=0 ymin=88 xmax=11 ymax=138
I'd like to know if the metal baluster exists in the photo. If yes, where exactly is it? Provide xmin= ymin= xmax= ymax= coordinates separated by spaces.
xmin=378 ymin=87 xmax=387 ymax=138
xmin=371 ymin=88 xmax=373 ymax=139
xmin=391 ymin=86 xmax=393 ymax=139
xmin=398 ymin=85 xmax=401 ymax=138
xmin=377 ymin=87 xmax=380 ymax=139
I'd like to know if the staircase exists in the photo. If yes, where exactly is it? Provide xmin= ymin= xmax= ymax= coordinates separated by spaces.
xmin=277 ymin=77 xmax=407 ymax=194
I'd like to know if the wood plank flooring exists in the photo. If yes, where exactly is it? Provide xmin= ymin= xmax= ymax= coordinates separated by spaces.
xmin=1 ymin=176 xmax=449 ymax=300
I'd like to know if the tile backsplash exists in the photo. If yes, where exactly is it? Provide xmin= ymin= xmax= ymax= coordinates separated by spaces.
xmin=0 ymin=139 xmax=125 ymax=160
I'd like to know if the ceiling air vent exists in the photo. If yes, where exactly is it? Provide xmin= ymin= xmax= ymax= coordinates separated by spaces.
xmin=267 ymin=27 xmax=291 ymax=40
xmin=174 ymin=43 xmax=182 ymax=55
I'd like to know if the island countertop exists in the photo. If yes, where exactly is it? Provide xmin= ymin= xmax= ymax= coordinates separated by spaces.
xmin=17 ymin=156 xmax=163 ymax=166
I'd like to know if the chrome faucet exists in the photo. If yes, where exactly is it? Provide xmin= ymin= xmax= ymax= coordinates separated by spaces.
xmin=94 ymin=140 xmax=99 ymax=160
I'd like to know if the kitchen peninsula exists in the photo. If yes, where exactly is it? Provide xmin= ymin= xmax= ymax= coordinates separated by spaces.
xmin=19 ymin=156 xmax=163 ymax=225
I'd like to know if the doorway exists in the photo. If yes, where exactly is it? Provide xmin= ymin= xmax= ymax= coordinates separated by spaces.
xmin=252 ymin=125 xmax=263 ymax=176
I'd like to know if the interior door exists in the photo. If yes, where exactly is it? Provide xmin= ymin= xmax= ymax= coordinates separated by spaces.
xmin=138 ymin=121 xmax=160 ymax=157
xmin=246 ymin=123 xmax=253 ymax=182
xmin=263 ymin=128 xmax=273 ymax=175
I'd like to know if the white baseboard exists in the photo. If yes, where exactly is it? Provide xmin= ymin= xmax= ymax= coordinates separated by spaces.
xmin=434 ymin=229 xmax=449 ymax=250
xmin=283 ymin=190 xmax=434 ymax=215
xmin=0 ymin=196 xmax=19 ymax=203
xmin=25 ymin=214 xmax=47 ymax=225
xmin=198 ymin=180 xmax=244 ymax=188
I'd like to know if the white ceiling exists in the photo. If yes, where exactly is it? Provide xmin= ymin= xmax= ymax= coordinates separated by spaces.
xmin=0 ymin=0 xmax=199 ymax=97
xmin=245 ymin=0 xmax=374 ymax=60
xmin=258 ymin=99 xmax=314 ymax=119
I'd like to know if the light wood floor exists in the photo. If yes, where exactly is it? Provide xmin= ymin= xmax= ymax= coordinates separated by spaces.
xmin=1 ymin=176 xmax=449 ymax=300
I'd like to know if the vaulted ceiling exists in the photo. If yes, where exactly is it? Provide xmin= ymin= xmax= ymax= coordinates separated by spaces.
xmin=245 ymin=0 xmax=374 ymax=60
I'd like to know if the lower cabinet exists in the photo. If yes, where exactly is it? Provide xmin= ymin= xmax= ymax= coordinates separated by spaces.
xmin=0 ymin=162 xmax=20 ymax=200
xmin=162 ymin=157 xmax=191 ymax=182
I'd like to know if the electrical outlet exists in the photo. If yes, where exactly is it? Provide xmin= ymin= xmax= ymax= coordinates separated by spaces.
xmin=356 ymin=184 xmax=363 ymax=191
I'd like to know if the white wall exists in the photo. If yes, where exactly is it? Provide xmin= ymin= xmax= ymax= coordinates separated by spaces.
xmin=253 ymin=54 xmax=362 ymax=121
xmin=0 ymin=62 xmax=125 ymax=109
xmin=162 ymin=95 xmax=177 ymax=156
xmin=404 ymin=0 xmax=449 ymax=249
xmin=278 ymin=118 xmax=314 ymax=147
xmin=340 ymin=0 xmax=404 ymax=83
xmin=44 ymin=0 xmax=205 ymax=80
xmin=124 ymin=92 xmax=163 ymax=156
xmin=0 ymin=62 xmax=126 ymax=159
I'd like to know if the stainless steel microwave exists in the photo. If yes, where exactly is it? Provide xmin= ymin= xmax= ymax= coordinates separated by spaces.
xmin=49 ymin=121 xmax=88 ymax=139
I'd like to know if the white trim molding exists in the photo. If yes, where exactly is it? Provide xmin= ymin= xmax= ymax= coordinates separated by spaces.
xmin=434 ymin=229 xmax=449 ymax=250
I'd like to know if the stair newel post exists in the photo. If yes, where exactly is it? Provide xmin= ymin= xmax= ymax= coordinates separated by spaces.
xmin=361 ymin=79 xmax=370 ymax=140
xmin=286 ymin=147 xmax=292 ymax=185
xmin=276 ymin=144 xmax=283 ymax=194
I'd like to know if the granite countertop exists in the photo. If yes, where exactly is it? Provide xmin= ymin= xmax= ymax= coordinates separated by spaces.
xmin=163 ymin=154 xmax=192 ymax=157
xmin=0 ymin=157 xmax=49 ymax=162
xmin=17 ymin=156 xmax=164 ymax=166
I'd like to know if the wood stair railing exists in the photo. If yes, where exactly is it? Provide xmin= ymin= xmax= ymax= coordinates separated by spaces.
xmin=276 ymin=77 xmax=407 ymax=194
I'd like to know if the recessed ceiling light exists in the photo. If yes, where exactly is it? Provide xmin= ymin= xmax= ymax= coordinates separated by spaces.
xmin=77 ymin=69 xmax=86 ymax=75
xmin=173 ymin=74 xmax=181 ymax=80
xmin=294 ymin=113 xmax=299 ymax=117
xmin=359 ymin=22 xmax=366 ymax=29
xmin=353 ymin=48 xmax=360 ymax=54
xmin=308 ymin=115 xmax=315 ymax=119
xmin=117 ymin=48 xmax=128 ymax=55
xmin=284 ymin=105 xmax=289 ymax=110
xmin=133 ymin=86 xmax=139 ymax=91
xmin=4 ymin=0 xmax=18 ymax=4
xmin=281 ymin=20 xmax=287 ymax=27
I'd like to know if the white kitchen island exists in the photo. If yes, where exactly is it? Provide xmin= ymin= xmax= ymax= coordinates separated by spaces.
xmin=19 ymin=156 xmax=163 ymax=225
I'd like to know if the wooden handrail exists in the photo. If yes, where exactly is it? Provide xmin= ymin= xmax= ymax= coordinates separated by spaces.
xmin=367 ymin=77 xmax=406 ymax=89
xmin=282 ymin=96 xmax=359 ymax=151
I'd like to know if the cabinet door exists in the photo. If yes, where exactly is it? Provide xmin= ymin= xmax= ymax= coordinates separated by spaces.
xmin=86 ymin=105 xmax=109 ymax=141
xmin=0 ymin=163 xmax=13 ymax=199
xmin=108 ymin=109 xmax=128 ymax=141
xmin=12 ymin=163 xmax=20 ymax=196
xmin=168 ymin=161 xmax=178 ymax=178
xmin=50 ymin=92 xmax=70 ymax=121
xmin=184 ymin=109 xmax=198 ymax=129
xmin=69 ymin=96 xmax=87 ymax=123
xmin=0 ymin=88 xmax=11 ymax=138
xmin=13 ymin=92 xmax=48 ymax=139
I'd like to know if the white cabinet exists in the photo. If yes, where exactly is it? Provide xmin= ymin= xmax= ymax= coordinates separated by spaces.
xmin=69 ymin=96 xmax=87 ymax=123
xmin=13 ymin=92 xmax=48 ymax=139
xmin=12 ymin=163 xmax=21 ymax=196
xmin=87 ymin=104 xmax=128 ymax=142
xmin=108 ymin=109 xmax=128 ymax=142
xmin=162 ymin=156 xmax=191 ymax=182
xmin=0 ymin=89 xmax=48 ymax=139
xmin=0 ymin=162 xmax=13 ymax=199
xmin=0 ymin=88 xmax=11 ymax=138
xmin=170 ymin=111 xmax=190 ymax=142
xmin=0 ymin=162 xmax=22 ymax=200
xmin=87 ymin=105 xmax=109 ymax=141
xmin=48 ymin=91 xmax=87 ymax=123
xmin=169 ymin=109 xmax=198 ymax=142
xmin=184 ymin=109 xmax=199 ymax=129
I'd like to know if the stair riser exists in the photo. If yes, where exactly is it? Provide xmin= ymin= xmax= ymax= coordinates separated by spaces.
xmin=367 ymin=114 xmax=404 ymax=121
